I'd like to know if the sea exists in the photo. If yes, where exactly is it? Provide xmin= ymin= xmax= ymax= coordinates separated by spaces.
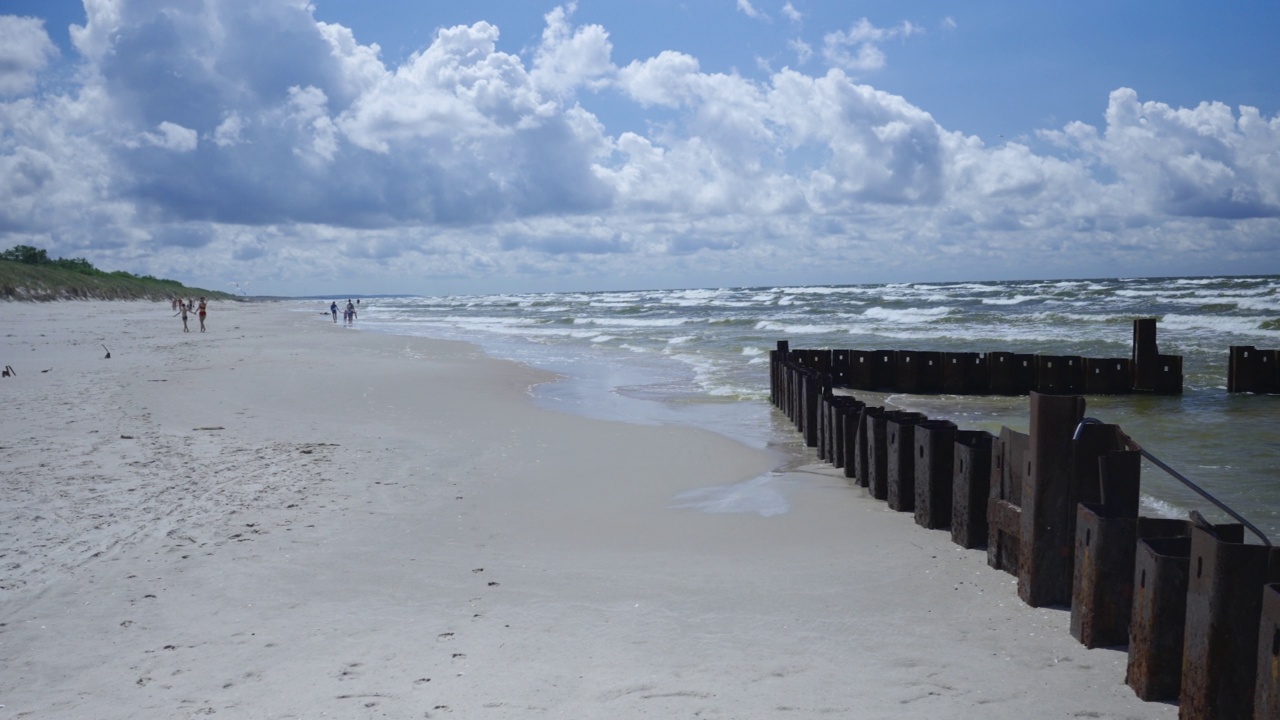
xmin=319 ymin=275 xmax=1280 ymax=539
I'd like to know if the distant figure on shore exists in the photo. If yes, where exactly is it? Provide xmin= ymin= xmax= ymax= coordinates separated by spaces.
xmin=345 ymin=300 xmax=356 ymax=326
xmin=177 ymin=302 xmax=190 ymax=332
xmin=330 ymin=301 xmax=338 ymax=322
xmin=171 ymin=297 xmax=179 ymax=312
xmin=197 ymin=297 xmax=208 ymax=332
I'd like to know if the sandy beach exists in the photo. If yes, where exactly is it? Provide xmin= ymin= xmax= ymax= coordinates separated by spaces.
xmin=0 ymin=300 xmax=1175 ymax=719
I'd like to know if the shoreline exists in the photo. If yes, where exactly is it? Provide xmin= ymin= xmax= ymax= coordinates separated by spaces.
xmin=0 ymin=300 xmax=1174 ymax=718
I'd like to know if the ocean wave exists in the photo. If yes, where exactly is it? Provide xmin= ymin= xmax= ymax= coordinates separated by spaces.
xmin=981 ymin=295 xmax=1039 ymax=305
xmin=573 ymin=317 xmax=692 ymax=327
xmin=861 ymin=306 xmax=953 ymax=324
xmin=1237 ymin=297 xmax=1280 ymax=312
xmin=1159 ymin=313 xmax=1280 ymax=337
xmin=753 ymin=321 xmax=843 ymax=334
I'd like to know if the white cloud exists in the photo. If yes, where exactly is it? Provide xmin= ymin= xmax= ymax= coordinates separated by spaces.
xmin=530 ymin=4 xmax=615 ymax=99
xmin=1 ymin=1 xmax=1277 ymax=294
xmin=823 ymin=18 xmax=922 ymax=72
xmin=789 ymin=38 xmax=812 ymax=65
xmin=1041 ymin=88 xmax=1280 ymax=219
xmin=0 ymin=16 xmax=59 ymax=96
xmin=141 ymin=121 xmax=199 ymax=152
xmin=782 ymin=3 xmax=802 ymax=24
xmin=212 ymin=112 xmax=245 ymax=147
xmin=736 ymin=0 xmax=768 ymax=21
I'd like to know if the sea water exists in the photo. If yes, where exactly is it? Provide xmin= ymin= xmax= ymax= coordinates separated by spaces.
xmin=337 ymin=275 xmax=1280 ymax=535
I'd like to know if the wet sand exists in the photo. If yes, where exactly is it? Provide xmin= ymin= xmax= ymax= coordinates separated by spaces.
xmin=0 ymin=300 xmax=1174 ymax=718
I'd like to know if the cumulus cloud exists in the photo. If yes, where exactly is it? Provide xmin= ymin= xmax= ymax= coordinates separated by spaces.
xmin=140 ymin=121 xmax=199 ymax=152
xmin=0 ymin=16 xmax=58 ymax=96
xmin=782 ymin=3 xmax=803 ymax=24
xmin=823 ymin=18 xmax=922 ymax=73
xmin=1042 ymin=88 xmax=1280 ymax=219
xmin=0 ymin=1 xmax=1277 ymax=293
xmin=789 ymin=38 xmax=813 ymax=65
xmin=736 ymin=0 xmax=768 ymax=21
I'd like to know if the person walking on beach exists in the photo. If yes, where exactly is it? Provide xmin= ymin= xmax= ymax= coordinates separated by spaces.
xmin=176 ymin=302 xmax=190 ymax=332
xmin=197 ymin=297 xmax=208 ymax=333
xmin=330 ymin=301 xmax=338 ymax=322
xmin=344 ymin=300 xmax=356 ymax=326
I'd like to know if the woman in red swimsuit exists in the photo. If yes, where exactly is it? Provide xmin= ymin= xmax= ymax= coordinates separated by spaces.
xmin=197 ymin=298 xmax=207 ymax=333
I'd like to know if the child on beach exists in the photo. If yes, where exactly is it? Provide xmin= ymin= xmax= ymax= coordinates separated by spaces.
xmin=177 ymin=303 xmax=190 ymax=332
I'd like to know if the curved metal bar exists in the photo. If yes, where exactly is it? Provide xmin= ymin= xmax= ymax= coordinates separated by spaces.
xmin=1074 ymin=417 xmax=1271 ymax=547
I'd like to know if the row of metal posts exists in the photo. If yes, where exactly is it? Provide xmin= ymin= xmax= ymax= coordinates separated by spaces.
xmin=769 ymin=340 xmax=1280 ymax=719
xmin=1229 ymin=346 xmax=1280 ymax=394
xmin=816 ymin=319 xmax=1182 ymax=396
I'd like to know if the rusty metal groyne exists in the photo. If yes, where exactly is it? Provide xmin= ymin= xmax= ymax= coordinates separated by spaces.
xmin=785 ymin=318 xmax=1183 ymax=396
xmin=769 ymin=342 xmax=1280 ymax=719
xmin=1229 ymin=346 xmax=1280 ymax=394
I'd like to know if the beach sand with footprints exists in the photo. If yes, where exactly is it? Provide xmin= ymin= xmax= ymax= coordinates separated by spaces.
xmin=0 ymin=301 xmax=1173 ymax=718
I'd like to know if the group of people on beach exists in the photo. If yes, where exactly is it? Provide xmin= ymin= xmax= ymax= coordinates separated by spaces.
xmin=330 ymin=299 xmax=357 ymax=326
xmin=172 ymin=297 xmax=207 ymax=333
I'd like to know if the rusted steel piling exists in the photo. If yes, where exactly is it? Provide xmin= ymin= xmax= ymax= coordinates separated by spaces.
xmin=865 ymin=409 xmax=924 ymax=501
xmin=1019 ymin=393 xmax=1087 ymax=607
xmin=952 ymin=430 xmax=993 ymax=548
xmin=1229 ymin=346 xmax=1280 ymax=394
xmin=1256 ymin=584 xmax=1280 ymax=720
xmin=767 ymin=339 xmax=1275 ymax=714
xmin=1180 ymin=522 xmax=1280 ymax=720
xmin=886 ymin=413 xmax=926 ymax=512
xmin=1131 ymin=318 xmax=1183 ymax=394
xmin=1127 ymin=534 xmax=1196 ymax=701
xmin=988 ymin=427 xmax=1028 ymax=576
xmin=943 ymin=352 xmax=988 ymax=394
xmin=1084 ymin=357 xmax=1133 ymax=395
xmin=774 ymin=318 xmax=1184 ymax=397
xmin=848 ymin=403 xmax=879 ymax=486
xmin=1035 ymin=355 xmax=1084 ymax=394
xmin=1070 ymin=445 xmax=1142 ymax=649
xmin=914 ymin=420 xmax=958 ymax=529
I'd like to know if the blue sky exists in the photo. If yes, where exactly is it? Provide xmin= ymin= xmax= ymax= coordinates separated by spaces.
xmin=1 ymin=1 xmax=1278 ymax=296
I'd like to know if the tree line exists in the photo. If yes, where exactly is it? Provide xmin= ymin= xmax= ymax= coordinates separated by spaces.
xmin=1 ymin=244 xmax=183 ymax=287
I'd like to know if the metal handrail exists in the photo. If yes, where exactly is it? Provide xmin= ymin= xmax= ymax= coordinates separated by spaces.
xmin=1074 ymin=417 xmax=1272 ymax=547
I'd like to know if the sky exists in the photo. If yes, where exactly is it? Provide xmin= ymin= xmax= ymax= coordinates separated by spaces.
xmin=1 ymin=1 xmax=1278 ymax=296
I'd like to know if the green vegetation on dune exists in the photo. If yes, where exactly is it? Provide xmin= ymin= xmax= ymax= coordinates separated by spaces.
xmin=0 ymin=245 xmax=234 ymax=302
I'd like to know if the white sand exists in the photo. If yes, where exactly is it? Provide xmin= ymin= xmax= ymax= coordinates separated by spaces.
xmin=0 ymin=300 xmax=1174 ymax=719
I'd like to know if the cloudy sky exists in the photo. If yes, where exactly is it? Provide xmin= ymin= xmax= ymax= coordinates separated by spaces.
xmin=2 ymin=1 xmax=1278 ymax=296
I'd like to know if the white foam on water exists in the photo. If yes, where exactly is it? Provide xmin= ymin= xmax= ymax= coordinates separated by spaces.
xmin=573 ymin=317 xmax=691 ymax=327
xmin=753 ymin=320 xmax=840 ymax=334
xmin=672 ymin=474 xmax=791 ymax=516
xmin=1237 ymin=297 xmax=1280 ymax=312
xmin=1140 ymin=494 xmax=1185 ymax=520
xmin=981 ymin=295 xmax=1039 ymax=305
xmin=861 ymin=306 xmax=953 ymax=324
xmin=1161 ymin=313 xmax=1280 ymax=337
